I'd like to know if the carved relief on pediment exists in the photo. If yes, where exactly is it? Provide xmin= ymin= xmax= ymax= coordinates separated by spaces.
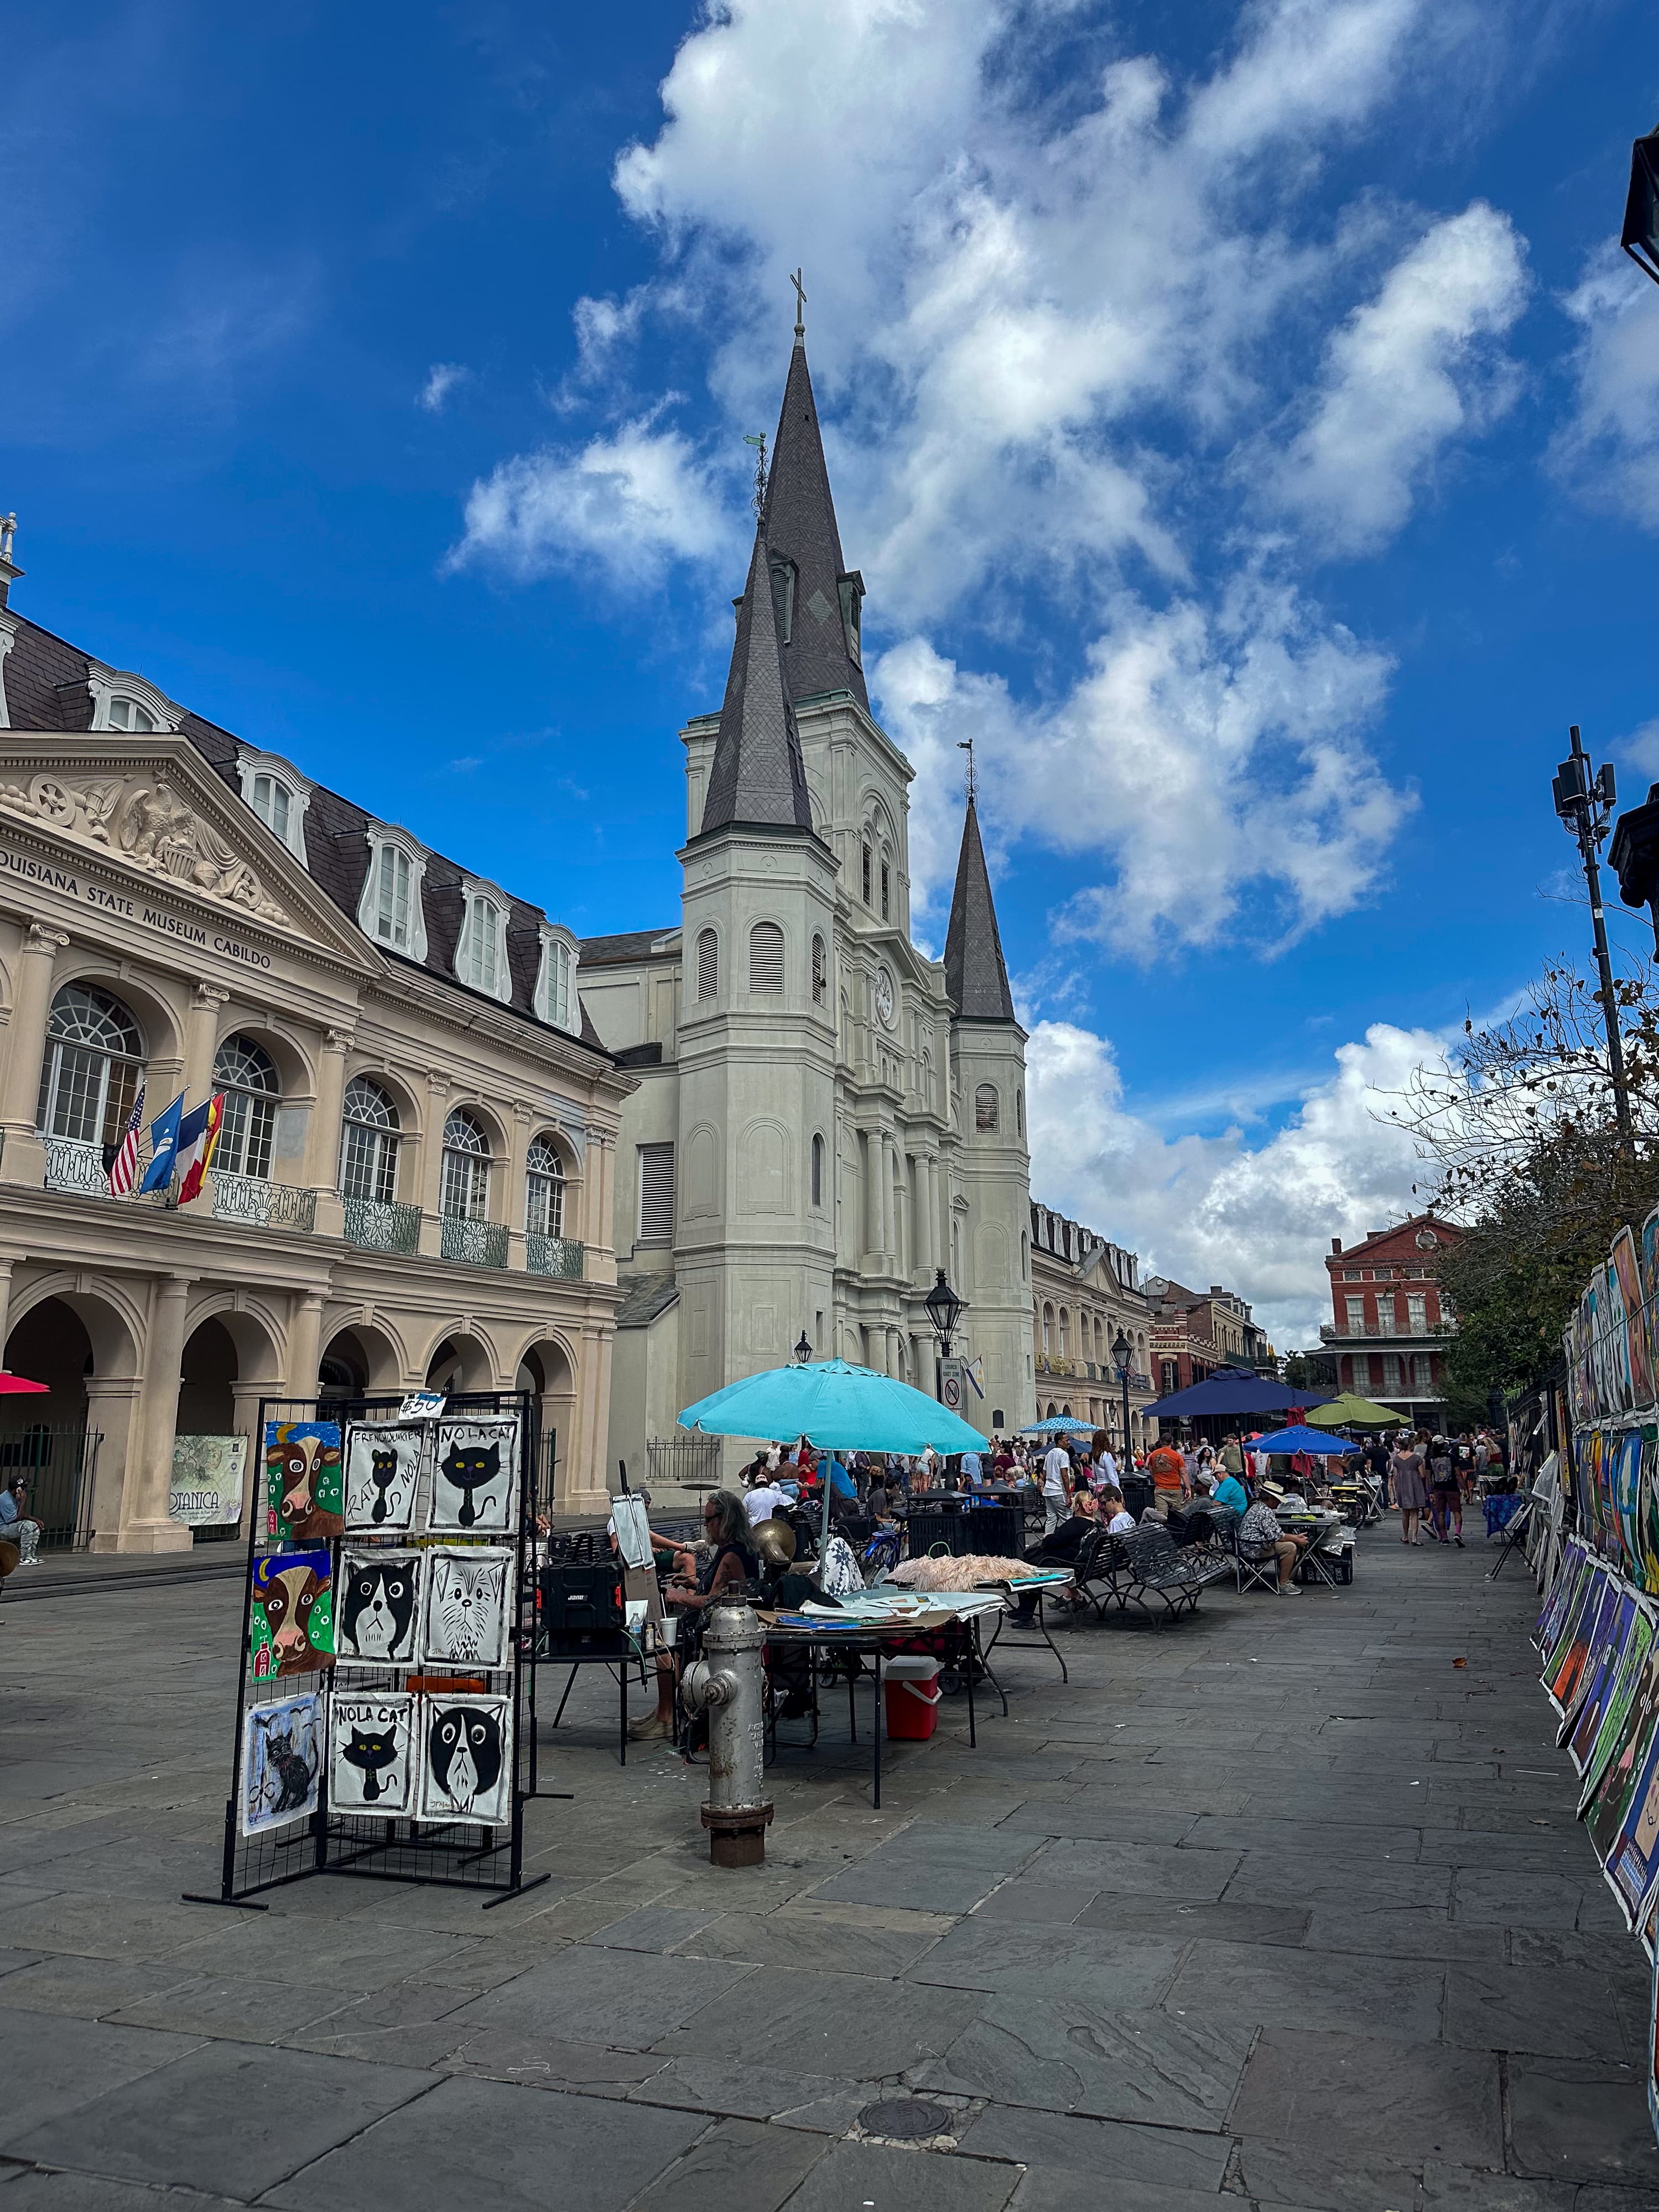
xmin=0 ymin=771 xmax=291 ymax=925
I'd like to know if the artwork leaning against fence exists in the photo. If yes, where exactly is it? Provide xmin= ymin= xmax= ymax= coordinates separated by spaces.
xmin=429 ymin=1417 xmax=520 ymax=1535
xmin=421 ymin=1547 xmax=514 ymax=1668
xmin=336 ymin=1548 xmax=424 ymax=1667
xmin=329 ymin=1693 xmax=418 ymax=1818
xmin=342 ymin=1422 xmax=425 ymax=1533
xmin=418 ymin=1693 xmax=512 ymax=1824
xmin=239 ymin=1690 xmax=323 ymax=1836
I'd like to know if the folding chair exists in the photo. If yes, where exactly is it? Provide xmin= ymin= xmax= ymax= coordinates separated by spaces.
xmin=1234 ymin=1523 xmax=1281 ymax=1595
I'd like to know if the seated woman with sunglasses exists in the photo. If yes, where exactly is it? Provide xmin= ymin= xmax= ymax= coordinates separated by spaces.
xmin=628 ymin=1489 xmax=760 ymax=1742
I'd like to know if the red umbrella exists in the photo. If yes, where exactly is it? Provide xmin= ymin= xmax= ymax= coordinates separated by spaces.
xmin=0 ymin=1373 xmax=48 ymax=1393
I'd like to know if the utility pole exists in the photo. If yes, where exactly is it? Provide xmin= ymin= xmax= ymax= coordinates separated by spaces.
xmin=1552 ymin=725 xmax=1635 ymax=1157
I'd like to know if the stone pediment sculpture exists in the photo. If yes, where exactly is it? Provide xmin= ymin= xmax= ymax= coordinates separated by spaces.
xmin=0 ymin=769 xmax=291 ymax=926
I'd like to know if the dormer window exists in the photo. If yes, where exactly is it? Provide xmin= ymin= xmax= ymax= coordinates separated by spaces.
xmin=106 ymin=696 xmax=156 ymax=733
xmin=455 ymin=880 xmax=512 ymax=1002
xmin=837 ymin=570 xmax=865 ymax=668
xmin=235 ymin=748 xmax=311 ymax=861
xmin=769 ymin=556 xmax=797 ymax=644
xmin=357 ymin=827 xmax=429 ymax=960
xmin=535 ymin=928 xmax=578 ymax=1030
xmin=85 ymin=663 xmax=179 ymax=736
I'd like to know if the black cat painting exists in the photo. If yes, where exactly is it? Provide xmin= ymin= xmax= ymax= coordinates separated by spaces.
xmin=429 ymin=1419 xmax=518 ymax=1534
xmin=342 ymin=1423 xmax=422 ymax=1534
xmin=337 ymin=1550 xmax=422 ymax=1665
xmin=239 ymin=1691 xmax=323 ymax=1836
xmin=329 ymin=1694 xmax=415 ymax=1817
xmin=419 ymin=1694 xmax=511 ymax=1823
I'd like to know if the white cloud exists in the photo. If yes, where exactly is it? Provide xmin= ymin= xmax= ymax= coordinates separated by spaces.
xmin=1553 ymin=250 xmax=1659 ymax=530
xmin=1026 ymin=1014 xmax=1455 ymax=1345
xmin=1275 ymin=203 xmax=1528 ymax=556
xmin=418 ymin=362 xmax=470 ymax=413
xmin=448 ymin=415 xmax=739 ymax=588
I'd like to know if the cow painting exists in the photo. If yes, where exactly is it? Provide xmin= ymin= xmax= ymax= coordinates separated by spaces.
xmin=264 ymin=1422 xmax=344 ymax=1543
xmin=249 ymin=1548 xmax=335 ymax=1678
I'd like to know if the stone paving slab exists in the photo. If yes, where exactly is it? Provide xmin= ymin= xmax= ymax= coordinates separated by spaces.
xmin=5 ymin=1532 xmax=1659 ymax=2208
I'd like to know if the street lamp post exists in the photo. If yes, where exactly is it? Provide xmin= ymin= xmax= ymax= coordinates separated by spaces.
xmin=1623 ymin=121 xmax=1659 ymax=284
xmin=1552 ymin=725 xmax=1635 ymax=1157
xmin=1112 ymin=1329 xmax=1132 ymax=1471
xmin=793 ymin=1331 xmax=812 ymax=1367
xmin=923 ymin=1269 xmax=965 ymax=1404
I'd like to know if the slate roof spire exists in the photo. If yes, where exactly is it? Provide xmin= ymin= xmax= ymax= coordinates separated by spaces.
xmin=699 ymin=521 xmax=814 ymax=836
xmin=944 ymin=795 xmax=1017 ymax=1023
xmin=761 ymin=333 xmax=870 ymax=712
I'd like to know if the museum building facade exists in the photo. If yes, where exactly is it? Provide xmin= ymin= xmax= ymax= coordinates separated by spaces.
xmin=0 ymin=533 xmax=630 ymax=1550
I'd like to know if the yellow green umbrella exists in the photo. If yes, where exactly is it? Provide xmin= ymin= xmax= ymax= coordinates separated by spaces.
xmin=1305 ymin=1391 xmax=1398 ymax=1429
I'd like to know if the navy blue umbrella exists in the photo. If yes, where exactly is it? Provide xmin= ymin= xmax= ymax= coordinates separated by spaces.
xmin=1146 ymin=1373 xmax=1331 ymax=1419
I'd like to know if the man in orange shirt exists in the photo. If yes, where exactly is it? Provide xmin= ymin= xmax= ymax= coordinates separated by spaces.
xmin=1147 ymin=1441 xmax=1188 ymax=1519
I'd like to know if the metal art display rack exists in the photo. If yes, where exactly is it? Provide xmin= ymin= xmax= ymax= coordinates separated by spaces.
xmin=186 ymin=1388 xmax=547 ymax=1911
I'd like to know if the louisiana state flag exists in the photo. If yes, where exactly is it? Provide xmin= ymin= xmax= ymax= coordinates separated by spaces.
xmin=175 ymin=1092 xmax=225 ymax=1206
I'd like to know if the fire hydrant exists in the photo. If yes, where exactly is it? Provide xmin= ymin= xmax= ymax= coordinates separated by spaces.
xmin=683 ymin=1600 xmax=773 ymax=1867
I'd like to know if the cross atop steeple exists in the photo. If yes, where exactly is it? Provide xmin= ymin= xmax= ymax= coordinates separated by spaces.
xmin=958 ymin=738 xmax=977 ymax=807
xmin=791 ymin=267 xmax=807 ymax=345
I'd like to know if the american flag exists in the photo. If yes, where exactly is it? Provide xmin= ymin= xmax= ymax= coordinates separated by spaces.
xmin=106 ymin=1084 xmax=145 ymax=1198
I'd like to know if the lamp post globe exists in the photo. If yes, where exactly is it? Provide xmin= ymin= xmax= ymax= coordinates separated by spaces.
xmin=793 ymin=1331 xmax=812 ymax=1367
xmin=924 ymin=1269 xmax=966 ymax=1408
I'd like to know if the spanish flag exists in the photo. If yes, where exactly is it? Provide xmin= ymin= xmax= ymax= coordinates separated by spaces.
xmin=175 ymin=1092 xmax=225 ymax=1206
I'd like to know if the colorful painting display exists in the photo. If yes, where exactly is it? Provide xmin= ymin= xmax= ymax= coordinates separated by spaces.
xmin=1566 ymin=1587 xmax=1640 ymax=1761
xmin=249 ymin=1548 xmax=335 ymax=1679
xmin=1582 ymin=1609 xmax=1659 ymax=1809
xmin=342 ymin=1422 xmax=424 ymax=1533
xmin=1538 ymin=1539 xmax=1590 ymax=1654
xmin=1544 ymin=1562 xmax=1606 ymax=1709
xmin=428 ymin=1417 xmax=519 ymax=1535
xmin=1547 ymin=1565 xmax=1612 ymax=1717
xmin=421 ymin=1547 xmax=514 ymax=1668
xmin=418 ymin=1694 xmax=512 ymax=1824
xmin=265 ymin=1422 xmax=343 ymax=1543
xmin=329 ymin=1693 xmax=418 ymax=1817
xmin=1616 ymin=1227 xmax=1653 ymax=1411
xmin=1558 ymin=1576 xmax=1627 ymax=1740
xmin=1588 ymin=1646 xmax=1659 ymax=1866
xmin=336 ymin=1549 xmax=424 ymax=1666
xmin=238 ymin=1690 xmax=323 ymax=1835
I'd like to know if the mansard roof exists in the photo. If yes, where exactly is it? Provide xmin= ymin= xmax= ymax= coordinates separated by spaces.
xmin=944 ymin=797 xmax=1017 ymax=1023
xmin=761 ymin=339 xmax=870 ymax=712
xmin=0 ymin=605 xmax=606 ymax=1053
xmin=698 ymin=524 xmax=815 ymax=837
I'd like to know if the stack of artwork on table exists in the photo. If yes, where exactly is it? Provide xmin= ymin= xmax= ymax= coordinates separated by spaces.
xmin=216 ymin=1395 xmax=535 ymax=1904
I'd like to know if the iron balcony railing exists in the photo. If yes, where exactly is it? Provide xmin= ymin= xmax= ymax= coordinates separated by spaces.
xmin=440 ymin=1214 xmax=509 ymax=1269
xmin=1320 ymin=1321 xmax=1451 ymax=1343
xmin=342 ymin=1195 xmax=423 ymax=1253
xmin=525 ymin=1232 xmax=585 ymax=1279
xmin=211 ymin=1172 xmax=317 ymax=1233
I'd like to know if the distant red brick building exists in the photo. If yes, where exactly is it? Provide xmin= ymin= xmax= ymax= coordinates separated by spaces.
xmin=1321 ymin=1214 xmax=1462 ymax=1428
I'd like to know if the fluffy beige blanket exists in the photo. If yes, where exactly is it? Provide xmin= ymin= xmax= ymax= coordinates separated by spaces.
xmin=890 ymin=1553 xmax=1050 ymax=1590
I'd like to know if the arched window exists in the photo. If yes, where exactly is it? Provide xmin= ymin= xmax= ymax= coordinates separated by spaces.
xmin=106 ymin=696 xmax=155 ymax=732
xmin=1059 ymin=1308 xmax=1070 ymax=1358
xmin=1016 ymin=1089 xmax=1024 ymax=1137
xmin=370 ymin=844 xmax=413 ymax=949
xmin=750 ymin=922 xmax=784 ymax=993
xmin=861 ymin=844 xmax=872 ymax=905
xmin=37 ymin=983 xmax=145 ymax=1147
xmin=536 ymin=935 xmax=576 ymax=1029
xmin=213 ymin=1034 xmax=279 ymax=1180
xmin=975 ymin=1083 xmax=999 ymax=1132
xmin=249 ymin=772 xmax=295 ymax=845
xmin=1041 ymin=1303 xmax=1053 ymax=1356
xmin=339 ymin=1077 xmax=399 ymax=1204
xmin=812 ymin=934 xmax=826 ymax=1005
xmin=1021 ymin=1231 xmax=1029 ymax=1281
xmin=456 ymin=891 xmax=505 ymax=997
xmin=526 ymin=1134 xmax=565 ymax=1238
xmin=880 ymin=860 xmax=890 ymax=920
xmin=440 ymin=1110 xmax=490 ymax=1222
xmin=810 ymin=1132 xmax=824 ymax=1208
xmin=696 ymin=929 xmax=718 ymax=1001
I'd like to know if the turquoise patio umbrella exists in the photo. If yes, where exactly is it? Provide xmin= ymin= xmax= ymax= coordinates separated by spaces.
xmin=678 ymin=1359 xmax=986 ymax=1455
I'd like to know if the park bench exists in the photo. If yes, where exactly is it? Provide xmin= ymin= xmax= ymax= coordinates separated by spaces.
xmin=1080 ymin=1523 xmax=1225 ymax=1625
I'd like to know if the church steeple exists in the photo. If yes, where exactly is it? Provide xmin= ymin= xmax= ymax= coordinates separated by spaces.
xmin=761 ymin=330 xmax=870 ymax=713
xmin=944 ymin=796 xmax=1017 ymax=1022
xmin=699 ymin=522 xmax=814 ymax=836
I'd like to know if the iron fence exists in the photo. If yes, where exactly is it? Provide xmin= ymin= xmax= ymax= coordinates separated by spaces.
xmin=211 ymin=1172 xmax=318 ymax=1232
xmin=341 ymin=1195 xmax=422 ymax=1253
xmin=440 ymin=1215 xmax=509 ymax=1269
xmin=526 ymin=1232 xmax=585 ymax=1279
xmin=0 ymin=1425 xmax=102 ymax=1548
xmin=645 ymin=1435 xmax=724 ymax=1496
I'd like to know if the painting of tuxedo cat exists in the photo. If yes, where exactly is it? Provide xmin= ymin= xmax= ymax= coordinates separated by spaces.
xmin=342 ymin=1423 xmax=423 ymax=1533
xmin=418 ymin=1694 xmax=511 ymax=1824
xmin=421 ymin=1548 xmax=513 ymax=1668
xmin=329 ymin=1694 xmax=417 ymax=1818
xmin=337 ymin=1549 xmax=423 ymax=1666
xmin=428 ymin=1418 xmax=519 ymax=1534
xmin=238 ymin=1690 xmax=323 ymax=1836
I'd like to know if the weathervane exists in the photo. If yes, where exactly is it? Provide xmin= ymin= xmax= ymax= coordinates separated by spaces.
xmin=958 ymin=737 xmax=977 ymax=806
xmin=742 ymin=432 xmax=768 ymax=518
xmin=791 ymin=267 xmax=807 ymax=341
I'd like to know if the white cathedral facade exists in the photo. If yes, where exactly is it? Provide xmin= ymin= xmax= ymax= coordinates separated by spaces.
xmin=578 ymin=329 xmax=1036 ymax=1484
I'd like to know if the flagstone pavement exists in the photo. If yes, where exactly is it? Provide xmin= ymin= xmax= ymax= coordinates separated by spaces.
xmin=3 ymin=1530 xmax=1657 ymax=2212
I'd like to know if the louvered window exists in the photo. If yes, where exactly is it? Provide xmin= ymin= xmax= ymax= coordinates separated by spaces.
xmin=975 ymin=1083 xmax=999 ymax=1131
xmin=812 ymin=934 xmax=826 ymax=1004
xmin=696 ymin=929 xmax=718 ymax=1001
xmin=638 ymin=1143 xmax=675 ymax=1244
xmin=750 ymin=922 xmax=784 ymax=993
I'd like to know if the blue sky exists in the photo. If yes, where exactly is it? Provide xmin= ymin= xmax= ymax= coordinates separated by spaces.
xmin=6 ymin=0 xmax=1659 ymax=1342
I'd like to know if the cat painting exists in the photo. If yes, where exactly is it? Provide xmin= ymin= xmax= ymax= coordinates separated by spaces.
xmin=421 ymin=1548 xmax=513 ymax=1669
xmin=337 ymin=1549 xmax=423 ymax=1665
xmin=264 ymin=1422 xmax=344 ymax=1543
xmin=239 ymin=1690 xmax=323 ymax=1836
xmin=329 ymin=1693 xmax=416 ymax=1818
xmin=249 ymin=1549 xmax=334 ymax=1679
xmin=342 ymin=1423 xmax=423 ymax=1534
xmin=418 ymin=1694 xmax=511 ymax=1824
xmin=428 ymin=1418 xmax=518 ymax=1534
